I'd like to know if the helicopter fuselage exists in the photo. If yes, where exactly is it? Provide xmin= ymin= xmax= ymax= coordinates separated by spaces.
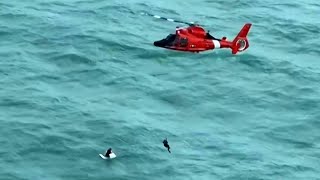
xmin=154 ymin=24 xmax=251 ymax=54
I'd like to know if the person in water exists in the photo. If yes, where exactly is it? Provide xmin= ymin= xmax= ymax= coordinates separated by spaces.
xmin=163 ymin=138 xmax=171 ymax=153
xmin=105 ymin=148 xmax=112 ymax=157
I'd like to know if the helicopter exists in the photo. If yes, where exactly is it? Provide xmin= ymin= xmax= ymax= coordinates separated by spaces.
xmin=144 ymin=13 xmax=252 ymax=54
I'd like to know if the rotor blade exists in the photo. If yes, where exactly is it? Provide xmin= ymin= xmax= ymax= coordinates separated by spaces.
xmin=141 ymin=12 xmax=196 ymax=26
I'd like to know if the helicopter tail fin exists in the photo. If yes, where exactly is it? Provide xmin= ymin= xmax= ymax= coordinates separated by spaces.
xmin=231 ymin=23 xmax=252 ymax=54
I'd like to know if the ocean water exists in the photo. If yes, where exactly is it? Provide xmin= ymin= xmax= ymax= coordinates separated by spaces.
xmin=1 ymin=0 xmax=320 ymax=179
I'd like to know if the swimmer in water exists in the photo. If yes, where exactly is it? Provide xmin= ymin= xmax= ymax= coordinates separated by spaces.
xmin=105 ymin=148 xmax=112 ymax=157
xmin=163 ymin=138 xmax=171 ymax=153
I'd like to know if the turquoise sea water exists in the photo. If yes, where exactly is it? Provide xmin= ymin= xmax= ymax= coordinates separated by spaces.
xmin=1 ymin=0 xmax=320 ymax=179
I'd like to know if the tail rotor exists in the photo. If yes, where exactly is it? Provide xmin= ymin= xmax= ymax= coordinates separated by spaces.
xmin=231 ymin=23 xmax=252 ymax=54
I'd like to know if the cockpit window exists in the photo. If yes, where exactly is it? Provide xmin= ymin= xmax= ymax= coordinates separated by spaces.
xmin=166 ymin=34 xmax=176 ymax=41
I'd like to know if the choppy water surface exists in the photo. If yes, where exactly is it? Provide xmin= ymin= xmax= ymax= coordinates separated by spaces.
xmin=1 ymin=0 xmax=320 ymax=179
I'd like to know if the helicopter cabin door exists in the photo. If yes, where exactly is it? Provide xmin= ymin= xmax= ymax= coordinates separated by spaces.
xmin=179 ymin=37 xmax=188 ymax=47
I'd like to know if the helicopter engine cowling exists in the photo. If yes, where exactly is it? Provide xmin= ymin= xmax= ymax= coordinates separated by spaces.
xmin=186 ymin=26 xmax=206 ymax=38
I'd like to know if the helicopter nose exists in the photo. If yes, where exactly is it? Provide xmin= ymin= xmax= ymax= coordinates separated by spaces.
xmin=154 ymin=41 xmax=161 ymax=47
xmin=154 ymin=39 xmax=169 ymax=47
